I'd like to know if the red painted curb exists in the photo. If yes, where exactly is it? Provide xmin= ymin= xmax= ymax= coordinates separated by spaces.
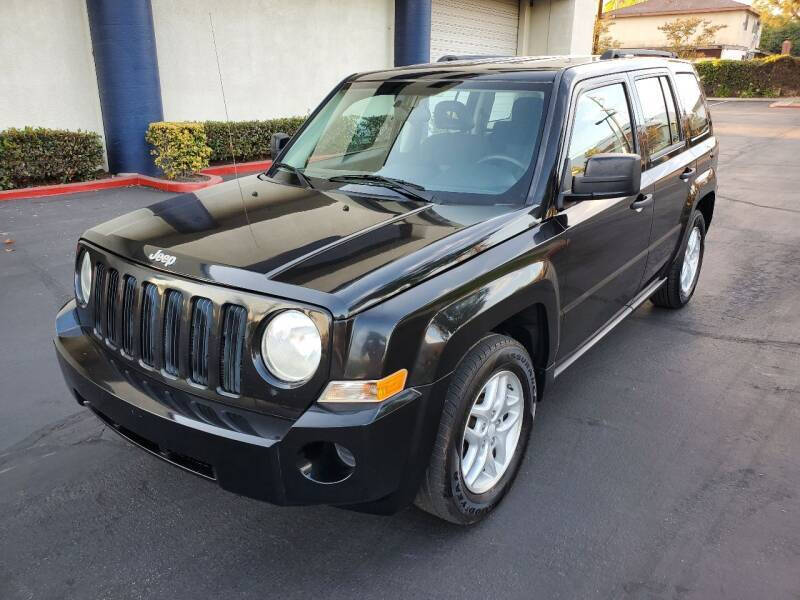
xmin=0 ymin=173 xmax=223 ymax=202
xmin=134 ymin=173 xmax=224 ymax=193
xmin=201 ymin=159 xmax=272 ymax=176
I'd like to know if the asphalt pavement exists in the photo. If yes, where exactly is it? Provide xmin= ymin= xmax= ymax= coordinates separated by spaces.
xmin=0 ymin=102 xmax=798 ymax=599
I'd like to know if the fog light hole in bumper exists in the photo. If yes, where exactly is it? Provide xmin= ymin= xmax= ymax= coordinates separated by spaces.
xmin=297 ymin=441 xmax=356 ymax=484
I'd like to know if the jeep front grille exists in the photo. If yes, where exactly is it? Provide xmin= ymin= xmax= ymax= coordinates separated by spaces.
xmin=190 ymin=298 xmax=213 ymax=385
xmin=121 ymin=275 xmax=137 ymax=355
xmin=105 ymin=268 xmax=120 ymax=345
xmin=140 ymin=282 xmax=159 ymax=367
xmin=88 ymin=258 xmax=249 ymax=397
xmin=93 ymin=262 xmax=106 ymax=335
xmin=163 ymin=290 xmax=183 ymax=376
xmin=220 ymin=305 xmax=247 ymax=394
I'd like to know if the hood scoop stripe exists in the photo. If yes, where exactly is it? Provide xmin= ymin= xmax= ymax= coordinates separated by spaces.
xmin=263 ymin=204 xmax=430 ymax=280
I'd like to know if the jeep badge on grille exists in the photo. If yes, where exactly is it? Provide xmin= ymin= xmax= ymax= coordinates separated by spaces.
xmin=149 ymin=249 xmax=177 ymax=267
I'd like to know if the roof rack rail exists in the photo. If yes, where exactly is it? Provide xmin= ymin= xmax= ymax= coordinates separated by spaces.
xmin=600 ymin=49 xmax=677 ymax=59
xmin=437 ymin=54 xmax=509 ymax=62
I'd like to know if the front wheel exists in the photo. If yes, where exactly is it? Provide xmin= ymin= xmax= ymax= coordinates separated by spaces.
xmin=651 ymin=211 xmax=706 ymax=309
xmin=414 ymin=334 xmax=536 ymax=525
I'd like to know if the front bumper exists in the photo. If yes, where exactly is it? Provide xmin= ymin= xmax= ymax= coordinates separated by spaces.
xmin=55 ymin=300 xmax=447 ymax=513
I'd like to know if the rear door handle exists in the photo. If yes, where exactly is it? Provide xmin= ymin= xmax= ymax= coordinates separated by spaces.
xmin=630 ymin=193 xmax=653 ymax=212
xmin=679 ymin=167 xmax=696 ymax=181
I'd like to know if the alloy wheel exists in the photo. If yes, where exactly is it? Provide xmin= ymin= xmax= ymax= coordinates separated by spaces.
xmin=460 ymin=370 xmax=526 ymax=494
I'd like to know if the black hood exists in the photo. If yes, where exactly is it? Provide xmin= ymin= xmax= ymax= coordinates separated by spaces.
xmin=83 ymin=174 xmax=531 ymax=316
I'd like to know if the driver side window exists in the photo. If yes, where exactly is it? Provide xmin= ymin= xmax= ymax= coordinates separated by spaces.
xmin=566 ymin=83 xmax=635 ymax=177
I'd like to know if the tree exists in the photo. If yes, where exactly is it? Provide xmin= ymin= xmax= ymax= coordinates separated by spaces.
xmin=658 ymin=17 xmax=728 ymax=59
xmin=753 ymin=0 xmax=800 ymax=26
xmin=602 ymin=0 xmax=644 ymax=12
xmin=760 ymin=20 xmax=800 ymax=55
xmin=754 ymin=0 xmax=800 ymax=56
xmin=593 ymin=18 xmax=620 ymax=54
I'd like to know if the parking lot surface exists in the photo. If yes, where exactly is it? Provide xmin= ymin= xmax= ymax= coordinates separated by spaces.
xmin=1 ymin=103 xmax=798 ymax=599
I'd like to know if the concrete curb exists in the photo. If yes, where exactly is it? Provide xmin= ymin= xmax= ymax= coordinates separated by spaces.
xmin=708 ymin=97 xmax=800 ymax=108
xmin=707 ymin=97 xmax=783 ymax=102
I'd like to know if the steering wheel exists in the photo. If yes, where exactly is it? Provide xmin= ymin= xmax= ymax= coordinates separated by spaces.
xmin=477 ymin=154 xmax=527 ymax=176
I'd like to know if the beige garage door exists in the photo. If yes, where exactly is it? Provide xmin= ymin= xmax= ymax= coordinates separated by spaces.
xmin=430 ymin=0 xmax=519 ymax=62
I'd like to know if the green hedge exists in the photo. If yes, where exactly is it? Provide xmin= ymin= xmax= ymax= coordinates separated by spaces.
xmin=203 ymin=117 xmax=306 ymax=162
xmin=0 ymin=127 xmax=104 ymax=190
xmin=696 ymin=55 xmax=800 ymax=98
xmin=146 ymin=122 xmax=212 ymax=180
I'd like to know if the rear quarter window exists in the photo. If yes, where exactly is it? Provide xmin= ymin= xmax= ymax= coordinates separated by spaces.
xmin=635 ymin=77 xmax=675 ymax=155
xmin=675 ymin=73 xmax=710 ymax=139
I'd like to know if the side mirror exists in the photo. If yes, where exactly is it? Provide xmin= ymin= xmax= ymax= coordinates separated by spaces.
xmin=270 ymin=132 xmax=290 ymax=160
xmin=570 ymin=153 xmax=642 ymax=200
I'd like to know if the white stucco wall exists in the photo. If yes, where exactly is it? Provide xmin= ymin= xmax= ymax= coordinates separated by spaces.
xmin=608 ymin=10 xmax=760 ymax=50
xmin=0 ymin=0 xmax=104 ymax=136
xmin=151 ymin=0 xmax=395 ymax=122
xmin=523 ymin=0 xmax=595 ymax=56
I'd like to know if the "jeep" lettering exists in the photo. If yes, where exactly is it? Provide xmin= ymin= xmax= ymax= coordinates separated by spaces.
xmin=148 ymin=249 xmax=176 ymax=267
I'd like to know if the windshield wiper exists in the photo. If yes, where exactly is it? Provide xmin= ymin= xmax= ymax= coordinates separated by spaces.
xmin=328 ymin=174 xmax=433 ymax=203
xmin=271 ymin=162 xmax=314 ymax=189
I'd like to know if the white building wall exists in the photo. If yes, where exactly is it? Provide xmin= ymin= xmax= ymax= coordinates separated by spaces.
xmin=151 ymin=0 xmax=395 ymax=122
xmin=569 ymin=0 xmax=597 ymax=55
xmin=523 ymin=0 xmax=595 ymax=56
xmin=0 ymin=0 xmax=104 ymax=136
xmin=608 ymin=11 xmax=758 ymax=50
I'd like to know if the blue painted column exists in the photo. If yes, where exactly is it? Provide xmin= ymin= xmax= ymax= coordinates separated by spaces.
xmin=394 ymin=0 xmax=432 ymax=66
xmin=86 ymin=0 xmax=163 ymax=175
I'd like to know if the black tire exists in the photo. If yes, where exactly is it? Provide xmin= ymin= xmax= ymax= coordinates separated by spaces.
xmin=414 ymin=334 xmax=536 ymax=525
xmin=651 ymin=211 xmax=706 ymax=309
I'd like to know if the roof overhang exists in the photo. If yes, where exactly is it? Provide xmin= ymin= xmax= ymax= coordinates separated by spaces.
xmin=610 ymin=6 xmax=760 ymax=18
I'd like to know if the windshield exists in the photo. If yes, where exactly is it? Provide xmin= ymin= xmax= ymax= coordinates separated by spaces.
xmin=279 ymin=79 xmax=550 ymax=205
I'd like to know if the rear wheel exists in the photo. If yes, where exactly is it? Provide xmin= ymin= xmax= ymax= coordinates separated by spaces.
xmin=651 ymin=211 xmax=706 ymax=309
xmin=414 ymin=334 xmax=536 ymax=525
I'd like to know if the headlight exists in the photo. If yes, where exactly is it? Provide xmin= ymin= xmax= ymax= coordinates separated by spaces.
xmin=76 ymin=250 xmax=92 ymax=305
xmin=261 ymin=310 xmax=321 ymax=382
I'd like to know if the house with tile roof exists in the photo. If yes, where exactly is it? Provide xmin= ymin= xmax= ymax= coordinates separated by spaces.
xmin=607 ymin=0 xmax=762 ymax=59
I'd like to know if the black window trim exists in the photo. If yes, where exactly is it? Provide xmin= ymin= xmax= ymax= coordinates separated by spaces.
xmin=556 ymin=74 xmax=640 ymax=198
xmin=630 ymin=70 xmax=685 ymax=168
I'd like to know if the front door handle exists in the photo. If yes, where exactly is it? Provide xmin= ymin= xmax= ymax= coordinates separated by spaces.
xmin=630 ymin=193 xmax=653 ymax=212
xmin=679 ymin=167 xmax=696 ymax=181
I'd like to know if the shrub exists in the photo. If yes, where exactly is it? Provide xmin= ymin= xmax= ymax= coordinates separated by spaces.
xmin=145 ymin=122 xmax=212 ymax=180
xmin=0 ymin=127 xmax=104 ymax=190
xmin=696 ymin=55 xmax=800 ymax=97
xmin=203 ymin=116 xmax=306 ymax=162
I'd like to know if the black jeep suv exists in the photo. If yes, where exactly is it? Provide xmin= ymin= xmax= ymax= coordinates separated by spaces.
xmin=55 ymin=55 xmax=717 ymax=524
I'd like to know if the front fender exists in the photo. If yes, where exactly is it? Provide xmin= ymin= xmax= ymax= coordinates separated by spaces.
xmin=413 ymin=259 xmax=559 ymax=383
xmin=339 ymin=217 xmax=565 ymax=388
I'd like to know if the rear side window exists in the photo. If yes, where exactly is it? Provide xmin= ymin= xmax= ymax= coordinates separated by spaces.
xmin=566 ymin=83 xmax=635 ymax=176
xmin=635 ymin=76 xmax=678 ymax=156
xmin=675 ymin=73 xmax=710 ymax=138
